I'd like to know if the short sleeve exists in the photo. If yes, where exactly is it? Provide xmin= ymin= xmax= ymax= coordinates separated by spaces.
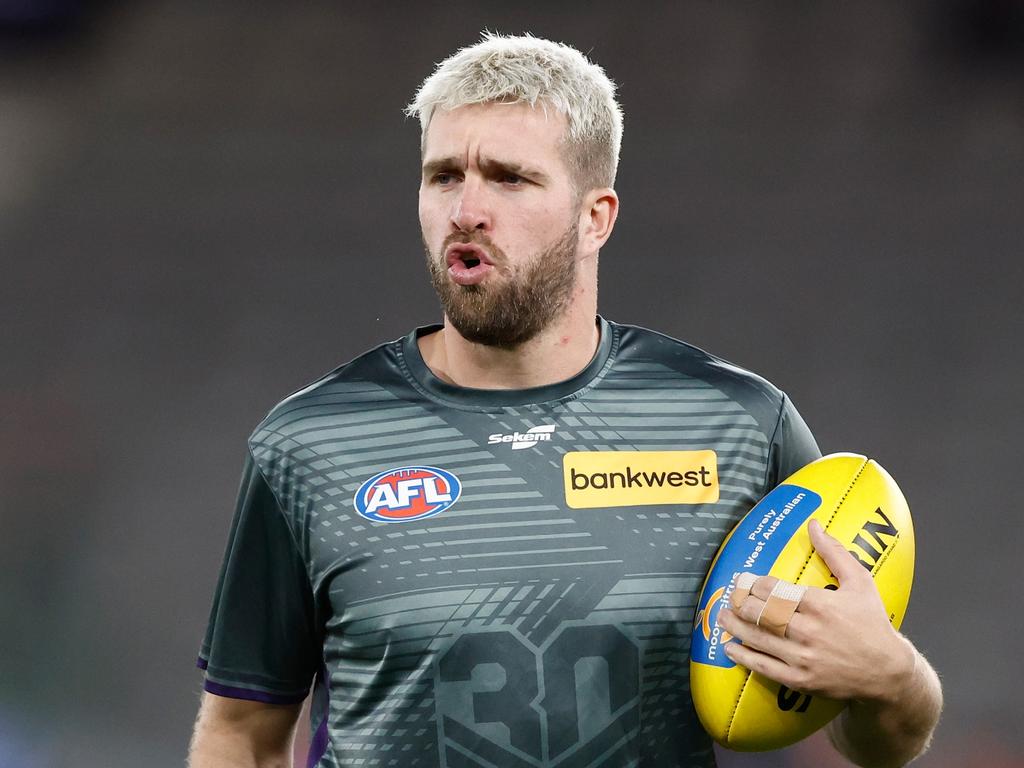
xmin=197 ymin=450 xmax=320 ymax=704
xmin=764 ymin=394 xmax=822 ymax=490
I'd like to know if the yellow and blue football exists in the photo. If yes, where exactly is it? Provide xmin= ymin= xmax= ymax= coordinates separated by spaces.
xmin=689 ymin=453 xmax=915 ymax=750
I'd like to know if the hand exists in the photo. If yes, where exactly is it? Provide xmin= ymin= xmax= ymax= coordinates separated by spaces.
xmin=717 ymin=519 xmax=915 ymax=704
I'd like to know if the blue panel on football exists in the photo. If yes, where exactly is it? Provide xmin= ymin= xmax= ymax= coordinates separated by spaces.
xmin=691 ymin=485 xmax=822 ymax=668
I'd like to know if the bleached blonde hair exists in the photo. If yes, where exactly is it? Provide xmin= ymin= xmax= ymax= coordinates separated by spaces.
xmin=405 ymin=32 xmax=623 ymax=192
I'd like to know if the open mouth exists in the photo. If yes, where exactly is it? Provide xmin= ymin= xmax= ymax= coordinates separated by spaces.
xmin=445 ymin=243 xmax=493 ymax=285
xmin=446 ymin=243 xmax=489 ymax=266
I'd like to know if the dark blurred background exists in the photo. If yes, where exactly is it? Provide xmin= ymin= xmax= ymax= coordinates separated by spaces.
xmin=1 ymin=2 xmax=1021 ymax=766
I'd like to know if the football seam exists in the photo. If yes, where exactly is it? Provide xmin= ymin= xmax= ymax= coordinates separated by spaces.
xmin=724 ymin=456 xmax=868 ymax=745
xmin=724 ymin=663 xmax=757 ymax=749
xmin=793 ymin=457 xmax=869 ymax=585
xmin=723 ymin=665 xmax=755 ymax=745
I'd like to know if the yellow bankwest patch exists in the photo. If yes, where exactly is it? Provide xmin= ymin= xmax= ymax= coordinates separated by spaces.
xmin=563 ymin=451 xmax=719 ymax=509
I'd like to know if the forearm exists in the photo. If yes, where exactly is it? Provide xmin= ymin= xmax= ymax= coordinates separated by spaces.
xmin=828 ymin=636 xmax=943 ymax=768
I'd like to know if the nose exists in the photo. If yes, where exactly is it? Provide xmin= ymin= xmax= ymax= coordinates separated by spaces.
xmin=450 ymin=177 xmax=491 ymax=232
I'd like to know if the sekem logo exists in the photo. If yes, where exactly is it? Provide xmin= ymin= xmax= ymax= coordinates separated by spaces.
xmin=353 ymin=465 xmax=461 ymax=523
xmin=487 ymin=424 xmax=557 ymax=450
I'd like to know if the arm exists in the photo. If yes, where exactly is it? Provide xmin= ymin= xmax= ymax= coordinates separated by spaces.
xmin=826 ymin=641 xmax=942 ymax=768
xmin=718 ymin=520 xmax=942 ymax=767
xmin=188 ymin=692 xmax=303 ymax=768
xmin=193 ymin=453 xmax=321 ymax=766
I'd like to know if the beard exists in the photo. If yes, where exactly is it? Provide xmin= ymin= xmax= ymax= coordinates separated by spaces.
xmin=424 ymin=222 xmax=580 ymax=350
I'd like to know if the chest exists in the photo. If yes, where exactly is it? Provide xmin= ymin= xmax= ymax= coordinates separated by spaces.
xmin=284 ymin=399 xmax=767 ymax=617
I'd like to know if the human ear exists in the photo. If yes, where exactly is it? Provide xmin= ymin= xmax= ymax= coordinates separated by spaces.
xmin=579 ymin=187 xmax=619 ymax=253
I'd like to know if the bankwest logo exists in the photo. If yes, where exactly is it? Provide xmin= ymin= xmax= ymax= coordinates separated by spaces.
xmin=487 ymin=424 xmax=556 ymax=450
xmin=562 ymin=450 xmax=719 ymax=509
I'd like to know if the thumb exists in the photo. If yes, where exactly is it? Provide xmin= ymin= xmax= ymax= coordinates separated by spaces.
xmin=808 ymin=518 xmax=866 ymax=586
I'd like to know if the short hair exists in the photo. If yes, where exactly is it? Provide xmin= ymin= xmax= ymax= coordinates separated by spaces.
xmin=405 ymin=32 xmax=623 ymax=192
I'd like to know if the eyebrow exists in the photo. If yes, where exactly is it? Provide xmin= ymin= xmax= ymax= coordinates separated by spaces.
xmin=421 ymin=156 xmax=551 ymax=184
xmin=421 ymin=157 xmax=460 ymax=179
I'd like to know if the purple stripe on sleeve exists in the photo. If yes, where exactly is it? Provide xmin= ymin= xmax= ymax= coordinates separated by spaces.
xmin=306 ymin=663 xmax=331 ymax=768
xmin=307 ymin=715 xmax=329 ymax=768
xmin=196 ymin=657 xmax=209 ymax=670
xmin=203 ymin=679 xmax=308 ymax=706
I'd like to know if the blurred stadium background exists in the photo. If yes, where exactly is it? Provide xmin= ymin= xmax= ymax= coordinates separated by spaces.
xmin=1 ymin=1 xmax=1022 ymax=766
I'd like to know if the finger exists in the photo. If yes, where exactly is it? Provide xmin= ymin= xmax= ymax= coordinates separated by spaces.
xmin=781 ymin=611 xmax=811 ymax=642
xmin=757 ymin=581 xmax=807 ymax=637
xmin=732 ymin=594 xmax=766 ymax=625
xmin=723 ymin=639 xmax=798 ymax=687
xmin=734 ymin=577 xmax=810 ymax=627
xmin=748 ymin=574 xmax=780 ymax=601
xmin=784 ymin=583 xmax=831 ymax=613
xmin=718 ymin=608 xmax=795 ymax=662
xmin=809 ymin=518 xmax=866 ymax=585
xmin=729 ymin=572 xmax=758 ymax=608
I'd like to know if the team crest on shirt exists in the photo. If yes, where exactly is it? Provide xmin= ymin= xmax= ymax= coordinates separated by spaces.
xmin=353 ymin=466 xmax=462 ymax=523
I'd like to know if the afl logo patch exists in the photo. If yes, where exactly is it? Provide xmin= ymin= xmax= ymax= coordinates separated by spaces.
xmin=353 ymin=466 xmax=462 ymax=523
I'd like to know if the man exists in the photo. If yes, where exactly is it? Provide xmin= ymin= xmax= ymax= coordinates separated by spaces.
xmin=190 ymin=33 xmax=941 ymax=768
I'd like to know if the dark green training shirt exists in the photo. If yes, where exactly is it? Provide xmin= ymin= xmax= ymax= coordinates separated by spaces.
xmin=198 ymin=317 xmax=820 ymax=768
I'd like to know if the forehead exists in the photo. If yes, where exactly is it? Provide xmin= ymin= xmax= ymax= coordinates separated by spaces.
xmin=422 ymin=102 xmax=569 ymax=167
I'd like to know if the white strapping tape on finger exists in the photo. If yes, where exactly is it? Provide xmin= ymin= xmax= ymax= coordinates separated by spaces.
xmin=755 ymin=580 xmax=808 ymax=638
xmin=732 ymin=572 xmax=758 ymax=607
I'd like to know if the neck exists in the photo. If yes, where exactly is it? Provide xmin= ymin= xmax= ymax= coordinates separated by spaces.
xmin=419 ymin=292 xmax=600 ymax=391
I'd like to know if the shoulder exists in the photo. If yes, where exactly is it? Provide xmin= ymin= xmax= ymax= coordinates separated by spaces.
xmin=247 ymin=334 xmax=411 ymax=454
xmin=608 ymin=319 xmax=786 ymax=407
